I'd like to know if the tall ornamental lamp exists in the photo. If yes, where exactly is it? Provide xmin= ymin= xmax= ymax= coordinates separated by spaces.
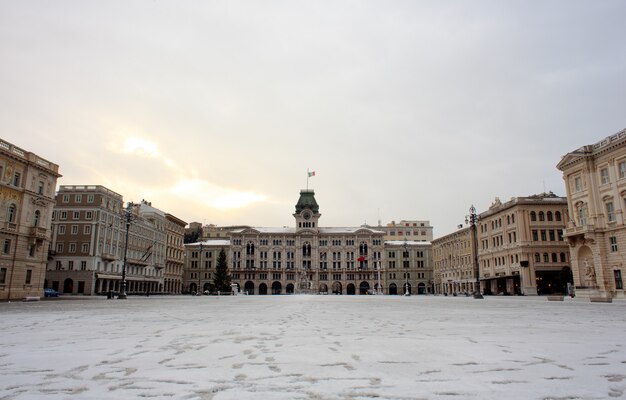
xmin=377 ymin=260 xmax=383 ymax=295
xmin=465 ymin=205 xmax=484 ymax=299
xmin=403 ymin=239 xmax=410 ymax=296
xmin=118 ymin=202 xmax=135 ymax=300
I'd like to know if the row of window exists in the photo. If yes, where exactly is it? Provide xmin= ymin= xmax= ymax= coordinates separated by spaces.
xmin=388 ymin=230 xmax=428 ymax=236
xmin=232 ymin=239 xmax=383 ymax=247
xmin=531 ymin=229 xmax=565 ymax=242
xmin=530 ymin=211 xmax=562 ymax=222
xmin=56 ymin=243 xmax=90 ymax=253
xmin=53 ymin=210 xmax=94 ymax=220
xmin=3 ymin=239 xmax=38 ymax=258
xmin=576 ymin=199 xmax=620 ymax=226
xmin=54 ymin=260 xmax=88 ymax=270
xmin=61 ymin=193 xmax=95 ymax=203
xmin=480 ymin=213 xmax=516 ymax=233
xmin=0 ymin=267 xmax=32 ymax=285
xmin=5 ymin=205 xmax=42 ymax=227
xmin=573 ymin=161 xmax=626 ymax=194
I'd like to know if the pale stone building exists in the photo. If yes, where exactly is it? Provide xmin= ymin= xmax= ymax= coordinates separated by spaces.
xmin=183 ymin=190 xmax=433 ymax=295
xmin=557 ymin=128 xmax=626 ymax=299
xmin=185 ymin=239 xmax=230 ymax=294
xmin=383 ymin=240 xmax=433 ymax=294
xmin=164 ymin=213 xmax=187 ymax=294
xmin=432 ymin=227 xmax=477 ymax=295
xmin=0 ymin=138 xmax=60 ymax=301
xmin=368 ymin=220 xmax=433 ymax=242
xmin=477 ymin=194 xmax=569 ymax=295
xmin=47 ymin=187 xmax=171 ymax=295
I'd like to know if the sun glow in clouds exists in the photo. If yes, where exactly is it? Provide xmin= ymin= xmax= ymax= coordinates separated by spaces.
xmin=171 ymin=179 xmax=266 ymax=209
xmin=122 ymin=137 xmax=160 ymax=158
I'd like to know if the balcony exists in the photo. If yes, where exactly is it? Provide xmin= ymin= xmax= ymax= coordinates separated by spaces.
xmin=29 ymin=226 xmax=49 ymax=240
xmin=127 ymin=257 xmax=150 ymax=266
xmin=564 ymin=223 xmax=595 ymax=237
xmin=1 ymin=221 xmax=17 ymax=233
xmin=101 ymin=252 xmax=117 ymax=261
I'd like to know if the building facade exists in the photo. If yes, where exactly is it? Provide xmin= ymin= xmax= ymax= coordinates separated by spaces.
xmin=183 ymin=190 xmax=434 ymax=295
xmin=477 ymin=194 xmax=569 ymax=295
xmin=164 ymin=213 xmax=187 ymax=294
xmin=557 ymin=128 xmax=626 ymax=299
xmin=368 ymin=220 xmax=433 ymax=242
xmin=185 ymin=239 xmax=230 ymax=294
xmin=47 ymin=187 xmax=170 ymax=295
xmin=0 ymin=138 xmax=61 ymax=301
xmin=432 ymin=227 xmax=477 ymax=295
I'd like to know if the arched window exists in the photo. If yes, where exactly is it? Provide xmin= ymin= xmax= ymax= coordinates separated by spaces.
xmin=547 ymin=211 xmax=553 ymax=221
xmin=539 ymin=212 xmax=545 ymax=221
xmin=578 ymin=206 xmax=587 ymax=225
xmin=7 ymin=204 xmax=16 ymax=223
xmin=560 ymin=253 xmax=566 ymax=262
xmin=302 ymin=243 xmax=311 ymax=257
xmin=530 ymin=211 xmax=537 ymax=221
xmin=246 ymin=242 xmax=255 ymax=256
xmin=535 ymin=253 xmax=541 ymax=262
xmin=551 ymin=253 xmax=558 ymax=262
xmin=33 ymin=210 xmax=40 ymax=227
xmin=555 ymin=211 xmax=562 ymax=221
xmin=359 ymin=242 xmax=368 ymax=256
xmin=543 ymin=253 xmax=549 ymax=262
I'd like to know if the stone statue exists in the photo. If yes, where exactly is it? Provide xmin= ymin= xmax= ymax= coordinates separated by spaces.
xmin=583 ymin=259 xmax=596 ymax=287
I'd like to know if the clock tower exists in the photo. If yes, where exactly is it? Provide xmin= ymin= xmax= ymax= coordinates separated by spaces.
xmin=294 ymin=189 xmax=321 ymax=231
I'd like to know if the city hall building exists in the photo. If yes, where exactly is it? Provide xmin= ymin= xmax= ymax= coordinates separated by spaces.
xmin=185 ymin=189 xmax=433 ymax=295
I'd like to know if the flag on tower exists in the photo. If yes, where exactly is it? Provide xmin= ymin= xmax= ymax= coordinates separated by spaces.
xmin=308 ymin=171 xmax=316 ymax=177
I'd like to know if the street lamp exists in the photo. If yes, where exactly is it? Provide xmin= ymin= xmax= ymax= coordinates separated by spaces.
xmin=403 ymin=239 xmax=410 ymax=296
xmin=465 ymin=205 xmax=484 ymax=299
xmin=118 ymin=202 xmax=135 ymax=300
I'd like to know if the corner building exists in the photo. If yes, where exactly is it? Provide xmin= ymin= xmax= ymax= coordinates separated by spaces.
xmin=185 ymin=190 xmax=433 ymax=295
xmin=477 ymin=194 xmax=569 ymax=295
xmin=0 ymin=139 xmax=60 ymax=300
xmin=432 ymin=227 xmax=476 ymax=295
xmin=47 ymin=187 xmax=181 ymax=295
xmin=557 ymin=128 xmax=626 ymax=299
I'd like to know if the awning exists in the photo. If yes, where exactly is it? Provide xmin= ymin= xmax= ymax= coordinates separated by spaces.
xmin=96 ymin=274 xmax=161 ymax=283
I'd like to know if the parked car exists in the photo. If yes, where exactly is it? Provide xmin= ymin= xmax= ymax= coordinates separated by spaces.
xmin=44 ymin=288 xmax=60 ymax=298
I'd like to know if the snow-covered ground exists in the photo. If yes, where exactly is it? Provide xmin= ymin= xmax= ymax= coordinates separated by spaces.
xmin=1 ymin=295 xmax=625 ymax=400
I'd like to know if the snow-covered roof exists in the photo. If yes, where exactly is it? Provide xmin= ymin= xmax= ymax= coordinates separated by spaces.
xmin=187 ymin=240 xmax=231 ymax=247
xmin=230 ymin=227 xmax=385 ymax=235
xmin=385 ymin=240 xmax=432 ymax=246
xmin=320 ymin=227 xmax=385 ymax=234
xmin=139 ymin=202 xmax=165 ymax=217
xmin=231 ymin=227 xmax=295 ymax=234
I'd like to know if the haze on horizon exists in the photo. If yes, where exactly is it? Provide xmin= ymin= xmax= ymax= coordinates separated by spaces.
xmin=1 ymin=1 xmax=625 ymax=238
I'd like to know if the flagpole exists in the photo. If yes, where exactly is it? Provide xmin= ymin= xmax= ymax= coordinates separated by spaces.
xmin=306 ymin=169 xmax=309 ymax=191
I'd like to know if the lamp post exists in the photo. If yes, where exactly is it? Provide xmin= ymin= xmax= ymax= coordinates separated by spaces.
xmin=403 ymin=239 xmax=410 ymax=296
xmin=465 ymin=205 xmax=484 ymax=299
xmin=377 ymin=260 xmax=382 ymax=295
xmin=118 ymin=202 xmax=134 ymax=300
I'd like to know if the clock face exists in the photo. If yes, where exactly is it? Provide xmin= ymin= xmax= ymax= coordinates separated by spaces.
xmin=303 ymin=211 xmax=311 ymax=220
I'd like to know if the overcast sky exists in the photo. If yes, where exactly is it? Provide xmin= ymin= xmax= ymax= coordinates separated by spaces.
xmin=1 ymin=1 xmax=625 ymax=237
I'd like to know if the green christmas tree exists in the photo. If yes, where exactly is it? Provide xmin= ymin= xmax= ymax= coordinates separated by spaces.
xmin=213 ymin=248 xmax=231 ymax=293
